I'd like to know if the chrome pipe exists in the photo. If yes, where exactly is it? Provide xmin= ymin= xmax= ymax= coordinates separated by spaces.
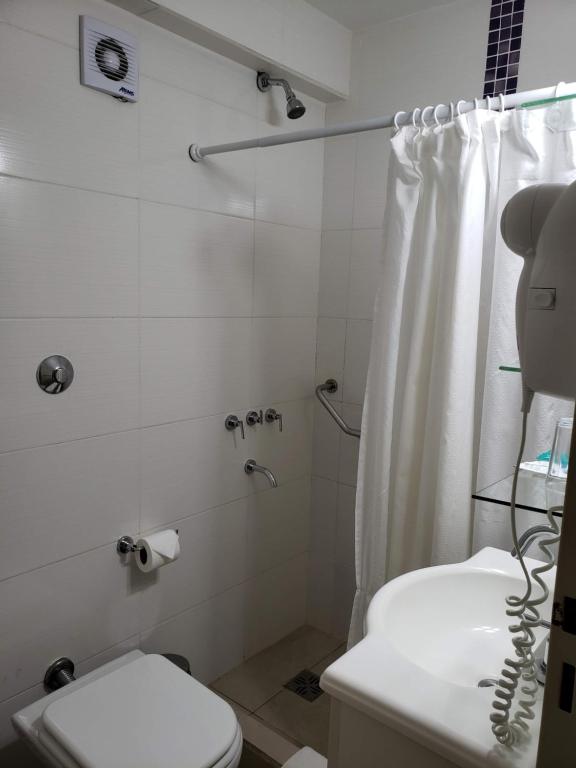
xmin=315 ymin=379 xmax=360 ymax=439
xmin=244 ymin=459 xmax=278 ymax=488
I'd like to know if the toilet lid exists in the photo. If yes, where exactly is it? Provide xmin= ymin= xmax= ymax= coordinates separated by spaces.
xmin=42 ymin=654 xmax=239 ymax=768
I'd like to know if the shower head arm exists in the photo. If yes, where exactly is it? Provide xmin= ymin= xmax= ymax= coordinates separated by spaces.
xmin=257 ymin=72 xmax=295 ymax=99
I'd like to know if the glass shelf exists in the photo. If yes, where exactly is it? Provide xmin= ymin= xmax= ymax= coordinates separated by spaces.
xmin=473 ymin=470 xmax=564 ymax=517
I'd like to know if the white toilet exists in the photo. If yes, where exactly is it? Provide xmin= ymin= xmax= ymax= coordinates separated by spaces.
xmin=12 ymin=650 xmax=243 ymax=768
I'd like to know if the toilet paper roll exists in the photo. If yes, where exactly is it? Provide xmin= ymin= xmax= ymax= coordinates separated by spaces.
xmin=135 ymin=529 xmax=180 ymax=573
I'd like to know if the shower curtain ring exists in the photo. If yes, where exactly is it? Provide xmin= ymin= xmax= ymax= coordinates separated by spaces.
xmin=449 ymin=102 xmax=455 ymax=121
xmin=474 ymin=98 xmax=480 ymax=111
xmin=455 ymin=99 xmax=466 ymax=116
xmin=393 ymin=110 xmax=407 ymax=131
xmin=433 ymin=104 xmax=445 ymax=126
xmin=411 ymin=107 xmax=421 ymax=127
xmin=421 ymin=105 xmax=434 ymax=128
xmin=499 ymin=93 xmax=506 ymax=111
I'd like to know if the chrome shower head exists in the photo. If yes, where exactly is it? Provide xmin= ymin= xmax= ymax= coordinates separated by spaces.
xmin=257 ymin=71 xmax=306 ymax=120
xmin=286 ymin=95 xmax=306 ymax=120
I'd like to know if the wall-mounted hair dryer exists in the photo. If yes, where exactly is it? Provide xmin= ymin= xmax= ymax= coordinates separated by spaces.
xmin=501 ymin=180 xmax=576 ymax=405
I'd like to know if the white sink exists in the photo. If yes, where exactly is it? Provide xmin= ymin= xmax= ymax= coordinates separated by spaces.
xmin=366 ymin=552 xmax=552 ymax=688
xmin=321 ymin=547 xmax=556 ymax=768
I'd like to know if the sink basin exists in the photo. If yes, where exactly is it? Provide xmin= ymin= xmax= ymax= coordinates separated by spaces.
xmin=366 ymin=554 xmax=552 ymax=688
xmin=321 ymin=547 xmax=556 ymax=768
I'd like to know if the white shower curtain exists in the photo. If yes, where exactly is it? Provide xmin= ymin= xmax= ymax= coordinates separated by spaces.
xmin=350 ymin=90 xmax=576 ymax=646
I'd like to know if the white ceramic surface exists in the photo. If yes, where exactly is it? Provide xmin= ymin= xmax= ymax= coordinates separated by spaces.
xmin=322 ymin=547 xmax=556 ymax=768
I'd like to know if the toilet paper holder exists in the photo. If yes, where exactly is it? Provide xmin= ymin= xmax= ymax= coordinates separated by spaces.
xmin=116 ymin=535 xmax=141 ymax=554
xmin=116 ymin=532 xmax=179 ymax=555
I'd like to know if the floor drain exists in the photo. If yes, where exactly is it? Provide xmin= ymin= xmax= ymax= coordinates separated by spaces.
xmin=478 ymin=678 xmax=499 ymax=688
xmin=284 ymin=669 xmax=324 ymax=702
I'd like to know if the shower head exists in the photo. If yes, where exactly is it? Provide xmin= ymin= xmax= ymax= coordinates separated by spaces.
xmin=286 ymin=95 xmax=306 ymax=120
xmin=257 ymin=71 xmax=306 ymax=120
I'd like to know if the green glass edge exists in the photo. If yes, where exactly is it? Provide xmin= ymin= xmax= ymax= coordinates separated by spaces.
xmin=520 ymin=93 xmax=576 ymax=109
xmin=499 ymin=365 xmax=521 ymax=372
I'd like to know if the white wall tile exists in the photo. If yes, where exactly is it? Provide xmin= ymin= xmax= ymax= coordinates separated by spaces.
xmin=246 ymin=476 xmax=310 ymax=575
xmin=0 ymin=177 xmax=138 ymax=318
xmin=0 ymin=431 xmax=139 ymax=581
xmin=318 ymin=230 xmax=351 ymax=318
xmin=250 ymin=398 xmax=314 ymax=491
xmin=315 ymin=318 xmax=346 ymax=392
xmin=0 ymin=25 xmax=138 ymax=196
xmin=0 ymin=0 xmax=140 ymax=48
xmin=312 ymin=400 xmax=341 ymax=482
xmin=310 ymin=477 xmax=337 ymax=563
xmin=250 ymin=317 xmax=316 ymax=404
xmin=141 ymin=317 xmax=252 ymax=426
xmin=0 ymin=545 xmax=140 ymax=700
xmin=0 ymin=319 xmax=139 ymax=452
xmin=338 ymin=404 xmax=362 ymax=487
xmin=139 ymin=19 xmax=259 ymax=116
xmin=281 ymin=0 xmax=351 ymax=97
xmin=348 ymin=229 xmax=383 ymax=320
xmin=140 ymin=584 xmax=245 ymax=684
xmin=243 ymin=554 xmax=308 ymax=657
xmin=306 ymin=557 xmax=336 ymax=637
xmin=336 ymin=483 xmax=356 ymax=568
xmin=333 ymin=563 xmax=355 ymax=639
xmin=253 ymin=222 xmax=320 ymax=317
xmin=255 ymin=137 xmax=324 ymax=230
xmin=138 ymin=498 xmax=250 ymax=627
xmin=352 ymin=131 xmax=390 ymax=230
xmin=140 ymin=201 xmax=253 ymax=317
xmin=321 ymin=137 xmax=356 ymax=231
xmin=342 ymin=319 xmax=372 ymax=405
xmin=139 ymin=77 xmax=256 ymax=217
xmin=141 ymin=414 xmax=252 ymax=531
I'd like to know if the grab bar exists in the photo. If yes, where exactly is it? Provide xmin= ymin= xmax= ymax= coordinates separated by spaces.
xmin=315 ymin=379 xmax=361 ymax=438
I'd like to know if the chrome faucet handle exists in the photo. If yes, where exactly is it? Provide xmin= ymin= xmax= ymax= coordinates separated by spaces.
xmin=265 ymin=408 xmax=283 ymax=432
xmin=246 ymin=409 xmax=263 ymax=427
xmin=225 ymin=414 xmax=245 ymax=439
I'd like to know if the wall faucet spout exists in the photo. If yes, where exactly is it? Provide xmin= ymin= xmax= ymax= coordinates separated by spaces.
xmin=244 ymin=459 xmax=278 ymax=488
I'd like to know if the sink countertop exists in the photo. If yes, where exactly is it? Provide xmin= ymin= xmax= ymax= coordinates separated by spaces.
xmin=321 ymin=548 xmax=555 ymax=768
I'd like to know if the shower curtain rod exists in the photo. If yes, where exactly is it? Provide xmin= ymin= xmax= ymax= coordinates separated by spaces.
xmin=188 ymin=82 xmax=576 ymax=162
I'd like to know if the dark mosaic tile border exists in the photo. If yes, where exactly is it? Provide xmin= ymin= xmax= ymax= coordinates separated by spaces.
xmin=483 ymin=0 xmax=525 ymax=99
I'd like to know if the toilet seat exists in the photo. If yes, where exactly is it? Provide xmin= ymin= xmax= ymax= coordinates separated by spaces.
xmin=13 ymin=652 xmax=242 ymax=768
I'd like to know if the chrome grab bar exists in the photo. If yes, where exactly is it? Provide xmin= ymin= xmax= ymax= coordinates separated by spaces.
xmin=315 ymin=379 xmax=361 ymax=439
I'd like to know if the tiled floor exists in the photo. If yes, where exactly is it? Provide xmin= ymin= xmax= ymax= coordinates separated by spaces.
xmin=212 ymin=626 xmax=345 ymax=759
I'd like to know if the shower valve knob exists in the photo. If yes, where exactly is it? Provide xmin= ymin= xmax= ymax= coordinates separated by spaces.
xmin=265 ymin=408 xmax=283 ymax=432
xmin=246 ymin=410 xmax=263 ymax=426
xmin=225 ymin=414 xmax=245 ymax=439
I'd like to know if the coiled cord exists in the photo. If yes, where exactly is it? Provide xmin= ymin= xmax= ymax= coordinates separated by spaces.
xmin=490 ymin=409 xmax=561 ymax=747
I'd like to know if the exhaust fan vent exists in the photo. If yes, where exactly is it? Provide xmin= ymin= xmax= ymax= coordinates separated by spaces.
xmin=80 ymin=16 xmax=138 ymax=102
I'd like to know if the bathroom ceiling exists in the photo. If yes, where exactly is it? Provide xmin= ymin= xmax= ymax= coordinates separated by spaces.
xmin=306 ymin=0 xmax=460 ymax=30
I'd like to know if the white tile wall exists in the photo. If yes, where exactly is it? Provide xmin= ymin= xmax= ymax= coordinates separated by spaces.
xmin=318 ymin=230 xmax=351 ymax=318
xmin=140 ymin=202 xmax=253 ymax=317
xmin=0 ymin=318 xmax=140 ymax=452
xmin=343 ymin=319 xmax=372 ymax=405
xmin=250 ymin=317 xmax=317 ymax=404
xmin=0 ymin=0 xmax=325 ymax=753
xmin=0 ymin=431 xmax=139 ymax=581
xmin=253 ymin=222 xmax=320 ymax=317
xmin=0 ymin=24 xmax=139 ymax=196
xmin=0 ymin=545 xmax=141 ymax=701
xmin=140 ymin=78 xmax=259 ymax=218
xmin=141 ymin=317 xmax=252 ymax=425
xmin=0 ymin=177 xmax=138 ymax=318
